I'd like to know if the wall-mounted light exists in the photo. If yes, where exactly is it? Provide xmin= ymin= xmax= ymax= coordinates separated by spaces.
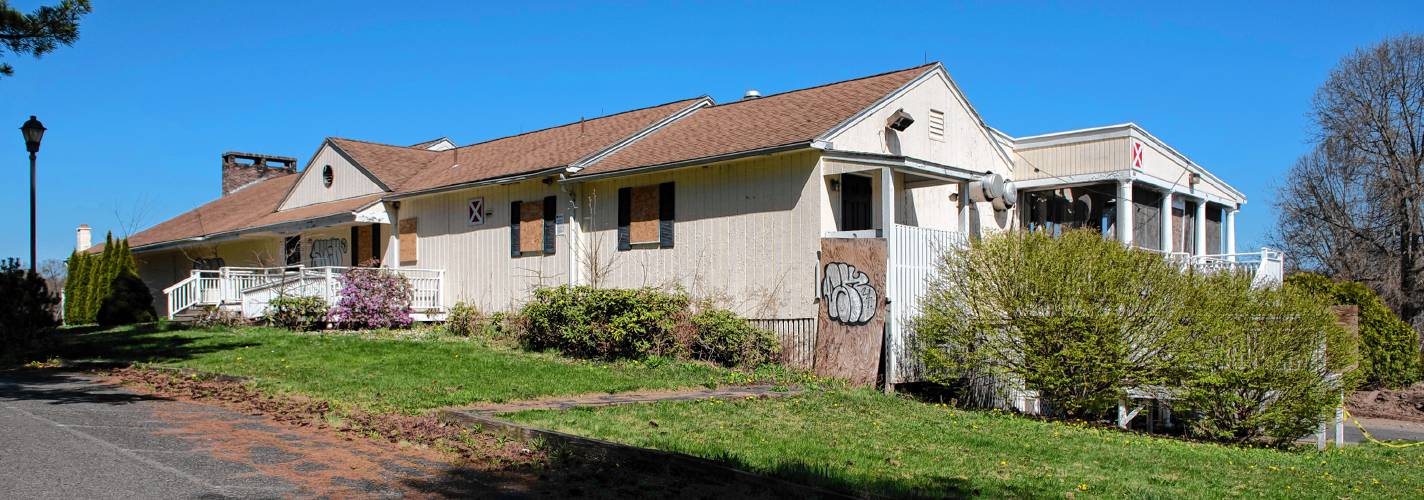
xmin=886 ymin=109 xmax=915 ymax=132
xmin=829 ymin=178 xmax=841 ymax=192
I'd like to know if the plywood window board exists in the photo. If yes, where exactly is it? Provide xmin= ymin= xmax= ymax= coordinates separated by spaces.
xmin=519 ymin=201 xmax=544 ymax=253
xmin=398 ymin=218 xmax=418 ymax=264
xmin=629 ymin=185 xmax=659 ymax=244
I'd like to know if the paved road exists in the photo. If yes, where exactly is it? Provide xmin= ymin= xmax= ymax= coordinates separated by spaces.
xmin=0 ymin=370 xmax=515 ymax=499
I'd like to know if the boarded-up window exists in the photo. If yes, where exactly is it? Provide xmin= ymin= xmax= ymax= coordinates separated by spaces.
xmin=629 ymin=185 xmax=660 ymax=244
xmin=353 ymin=225 xmax=372 ymax=266
xmin=511 ymin=196 xmax=557 ymax=256
xmin=398 ymin=218 xmax=418 ymax=265
xmin=617 ymin=183 xmax=674 ymax=250
xmin=519 ymin=201 xmax=543 ymax=253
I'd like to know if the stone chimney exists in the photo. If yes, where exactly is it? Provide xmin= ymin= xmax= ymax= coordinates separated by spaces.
xmin=222 ymin=151 xmax=298 ymax=195
xmin=76 ymin=224 xmax=92 ymax=252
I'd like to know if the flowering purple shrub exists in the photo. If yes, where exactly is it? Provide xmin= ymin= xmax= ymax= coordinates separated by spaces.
xmin=329 ymin=267 xmax=414 ymax=329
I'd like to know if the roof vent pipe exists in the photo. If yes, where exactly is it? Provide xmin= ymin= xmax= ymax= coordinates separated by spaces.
xmin=743 ymin=89 xmax=761 ymax=100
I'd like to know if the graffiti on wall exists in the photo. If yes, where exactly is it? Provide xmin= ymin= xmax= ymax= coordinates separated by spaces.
xmin=821 ymin=262 xmax=878 ymax=325
xmin=309 ymin=238 xmax=347 ymax=267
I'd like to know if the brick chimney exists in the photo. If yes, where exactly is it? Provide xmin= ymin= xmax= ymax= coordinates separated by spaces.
xmin=76 ymin=224 xmax=91 ymax=252
xmin=222 ymin=151 xmax=298 ymax=195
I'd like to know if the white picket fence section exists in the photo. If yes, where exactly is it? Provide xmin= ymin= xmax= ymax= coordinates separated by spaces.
xmin=889 ymin=224 xmax=969 ymax=384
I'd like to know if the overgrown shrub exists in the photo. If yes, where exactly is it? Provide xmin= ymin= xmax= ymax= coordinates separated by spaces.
xmin=690 ymin=309 xmax=779 ymax=367
xmin=445 ymin=301 xmax=484 ymax=337
xmin=0 ymin=257 xmax=58 ymax=346
xmin=520 ymin=286 xmax=692 ymax=360
xmin=914 ymin=230 xmax=1196 ymax=418
xmin=267 ymin=295 xmax=328 ymax=331
xmin=329 ymin=267 xmax=413 ymax=330
xmin=1285 ymin=273 xmax=1420 ymax=388
xmin=1177 ymin=272 xmax=1356 ymax=446
xmin=193 ymin=305 xmax=245 ymax=329
xmin=97 ymin=272 xmax=156 ymax=326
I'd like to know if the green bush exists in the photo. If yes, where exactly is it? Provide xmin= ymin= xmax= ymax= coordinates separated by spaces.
xmin=914 ymin=230 xmax=1196 ymax=418
xmin=96 ymin=272 xmax=156 ymax=326
xmin=519 ymin=286 xmax=692 ymax=360
xmin=691 ymin=309 xmax=780 ymax=367
xmin=1177 ymin=272 xmax=1355 ymax=446
xmin=1285 ymin=273 xmax=1420 ymax=388
xmin=266 ymin=295 xmax=328 ymax=331
xmin=0 ymin=257 xmax=58 ymax=347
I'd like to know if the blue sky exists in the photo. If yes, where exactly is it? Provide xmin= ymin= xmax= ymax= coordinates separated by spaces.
xmin=3 ymin=1 xmax=1420 ymax=265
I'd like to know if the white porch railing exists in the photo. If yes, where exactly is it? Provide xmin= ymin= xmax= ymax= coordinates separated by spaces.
xmin=1155 ymin=248 xmax=1285 ymax=288
xmin=164 ymin=265 xmax=445 ymax=320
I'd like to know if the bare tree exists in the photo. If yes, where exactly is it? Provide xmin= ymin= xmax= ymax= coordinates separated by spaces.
xmin=1275 ymin=34 xmax=1424 ymax=330
xmin=38 ymin=258 xmax=66 ymax=295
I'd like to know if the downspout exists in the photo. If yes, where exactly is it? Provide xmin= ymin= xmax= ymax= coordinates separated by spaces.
xmin=558 ymin=172 xmax=581 ymax=287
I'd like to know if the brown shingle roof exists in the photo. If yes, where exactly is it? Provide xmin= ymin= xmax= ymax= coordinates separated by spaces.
xmin=398 ymin=97 xmax=706 ymax=193
xmin=126 ymin=65 xmax=933 ymax=252
xmin=127 ymin=174 xmax=299 ymax=249
xmin=127 ymin=98 xmax=704 ymax=250
xmin=327 ymin=137 xmax=445 ymax=191
xmin=575 ymin=64 xmax=934 ymax=176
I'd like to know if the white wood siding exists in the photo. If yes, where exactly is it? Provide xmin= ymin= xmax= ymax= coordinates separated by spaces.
xmin=398 ymin=180 xmax=568 ymax=313
xmin=1133 ymin=137 xmax=1237 ymax=202
xmin=825 ymin=72 xmax=1013 ymax=179
xmin=279 ymin=143 xmax=385 ymax=211
xmin=582 ymin=151 xmax=822 ymax=319
xmin=1015 ymin=137 xmax=1130 ymax=181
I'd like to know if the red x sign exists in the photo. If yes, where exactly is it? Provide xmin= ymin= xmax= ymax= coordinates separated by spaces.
xmin=1131 ymin=142 xmax=1144 ymax=170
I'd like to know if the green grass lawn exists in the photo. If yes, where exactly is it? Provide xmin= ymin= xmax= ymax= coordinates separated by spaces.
xmin=40 ymin=324 xmax=742 ymax=414
xmin=509 ymin=389 xmax=1424 ymax=498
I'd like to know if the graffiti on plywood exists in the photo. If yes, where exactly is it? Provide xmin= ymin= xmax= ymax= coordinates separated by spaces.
xmin=821 ymin=262 xmax=877 ymax=325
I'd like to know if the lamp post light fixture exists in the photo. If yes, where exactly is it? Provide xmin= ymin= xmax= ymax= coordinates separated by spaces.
xmin=21 ymin=115 xmax=45 ymax=272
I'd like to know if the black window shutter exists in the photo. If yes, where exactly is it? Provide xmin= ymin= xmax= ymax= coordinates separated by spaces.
xmin=658 ymin=182 xmax=675 ymax=248
xmin=616 ymin=187 xmax=631 ymax=251
xmin=350 ymin=226 xmax=360 ymax=266
xmin=510 ymin=200 xmax=521 ymax=257
xmin=543 ymin=195 xmax=557 ymax=255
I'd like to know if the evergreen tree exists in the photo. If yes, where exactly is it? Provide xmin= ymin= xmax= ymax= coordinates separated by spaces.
xmin=62 ymin=250 xmax=83 ymax=323
xmin=0 ymin=0 xmax=92 ymax=78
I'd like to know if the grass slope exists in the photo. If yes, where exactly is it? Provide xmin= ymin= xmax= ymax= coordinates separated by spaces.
xmin=47 ymin=324 xmax=731 ymax=413
xmin=509 ymin=389 xmax=1424 ymax=498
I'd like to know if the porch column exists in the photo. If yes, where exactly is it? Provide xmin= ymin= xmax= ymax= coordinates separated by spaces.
xmin=1117 ymin=180 xmax=1134 ymax=245
xmin=1194 ymin=199 xmax=1208 ymax=256
xmin=957 ymin=181 xmax=970 ymax=235
xmin=1159 ymin=191 xmax=1173 ymax=253
xmin=387 ymin=201 xmax=401 ymax=269
xmin=1226 ymin=207 xmax=1238 ymax=257
xmin=881 ymin=167 xmax=897 ymax=393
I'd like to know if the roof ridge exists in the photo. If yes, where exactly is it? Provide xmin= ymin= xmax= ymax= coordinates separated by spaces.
xmin=328 ymin=136 xmax=446 ymax=151
xmin=705 ymin=62 xmax=938 ymax=109
xmin=451 ymin=96 xmax=709 ymax=151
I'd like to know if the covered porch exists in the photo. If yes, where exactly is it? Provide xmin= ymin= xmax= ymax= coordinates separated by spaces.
xmin=163 ymin=265 xmax=445 ymax=321
xmin=145 ymin=202 xmax=447 ymax=321
xmin=1015 ymin=173 xmax=1281 ymax=287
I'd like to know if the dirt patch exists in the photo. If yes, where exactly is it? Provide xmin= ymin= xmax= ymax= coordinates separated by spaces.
xmin=100 ymin=367 xmax=807 ymax=498
xmin=1348 ymin=384 xmax=1424 ymax=423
